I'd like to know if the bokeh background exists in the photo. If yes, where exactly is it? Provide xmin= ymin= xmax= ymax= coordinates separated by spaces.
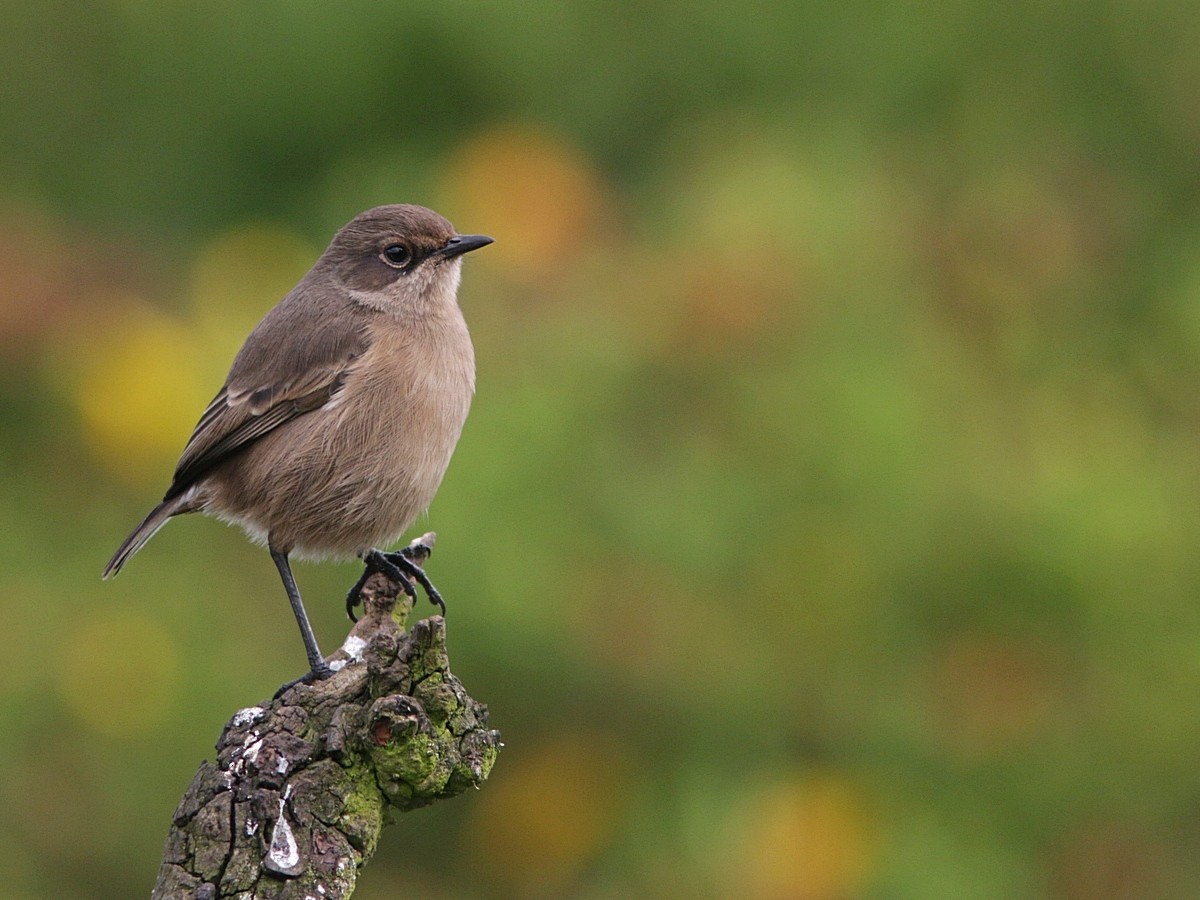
xmin=3 ymin=2 xmax=1200 ymax=898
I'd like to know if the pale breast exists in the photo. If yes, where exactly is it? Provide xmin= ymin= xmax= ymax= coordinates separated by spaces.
xmin=208 ymin=308 xmax=475 ymax=558
xmin=336 ymin=310 xmax=475 ymax=508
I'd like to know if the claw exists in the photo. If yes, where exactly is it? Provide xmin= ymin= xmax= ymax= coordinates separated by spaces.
xmin=382 ymin=550 xmax=445 ymax=615
xmin=345 ymin=544 xmax=442 ymax=621
xmin=273 ymin=660 xmax=335 ymax=700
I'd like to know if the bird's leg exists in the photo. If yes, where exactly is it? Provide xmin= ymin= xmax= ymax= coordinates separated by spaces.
xmin=345 ymin=540 xmax=444 ymax=621
xmin=270 ymin=548 xmax=333 ymax=682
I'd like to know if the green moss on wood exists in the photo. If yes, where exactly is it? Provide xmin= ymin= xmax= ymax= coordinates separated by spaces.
xmin=152 ymin=558 xmax=500 ymax=900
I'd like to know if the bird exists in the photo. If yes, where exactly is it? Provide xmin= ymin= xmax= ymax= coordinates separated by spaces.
xmin=103 ymin=204 xmax=492 ymax=684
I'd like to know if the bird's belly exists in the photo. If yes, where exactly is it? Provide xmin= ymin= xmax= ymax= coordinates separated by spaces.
xmin=209 ymin=377 xmax=471 ymax=559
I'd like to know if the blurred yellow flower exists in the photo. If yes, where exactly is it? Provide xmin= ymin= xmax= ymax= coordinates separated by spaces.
xmin=57 ymin=610 xmax=180 ymax=737
xmin=443 ymin=123 xmax=606 ymax=282
xmin=724 ymin=773 xmax=877 ymax=900
xmin=466 ymin=733 xmax=632 ymax=893
xmin=69 ymin=301 xmax=211 ymax=486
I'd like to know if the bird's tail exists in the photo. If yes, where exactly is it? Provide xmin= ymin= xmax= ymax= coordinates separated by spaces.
xmin=102 ymin=492 xmax=195 ymax=579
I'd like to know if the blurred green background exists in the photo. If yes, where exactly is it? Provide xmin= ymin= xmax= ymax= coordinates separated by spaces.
xmin=3 ymin=2 xmax=1200 ymax=898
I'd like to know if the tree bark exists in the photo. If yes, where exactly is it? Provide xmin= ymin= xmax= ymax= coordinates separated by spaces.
xmin=152 ymin=535 xmax=501 ymax=899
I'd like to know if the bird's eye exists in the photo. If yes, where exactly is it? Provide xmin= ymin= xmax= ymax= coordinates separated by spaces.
xmin=381 ymin=244 xmax=412 ymax=268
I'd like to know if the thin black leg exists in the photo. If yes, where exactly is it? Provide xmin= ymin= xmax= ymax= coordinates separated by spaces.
xmin=270 ymin=548 xmax=332 ymax=680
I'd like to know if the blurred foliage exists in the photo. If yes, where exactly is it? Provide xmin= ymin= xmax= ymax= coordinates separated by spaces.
xmin=2 ymin=1 xmax=1200 ymax=898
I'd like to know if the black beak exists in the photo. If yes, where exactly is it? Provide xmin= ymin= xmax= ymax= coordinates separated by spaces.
xmin=439 ymin=234 xmax=494 ymax=259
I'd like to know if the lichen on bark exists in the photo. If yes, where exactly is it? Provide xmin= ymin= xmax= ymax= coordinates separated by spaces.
xmin=151 ymin=536 xmax=500 ymax=900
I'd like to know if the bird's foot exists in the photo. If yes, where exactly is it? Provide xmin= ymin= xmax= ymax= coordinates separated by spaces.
xmin=382 ymin=545 xmax=445 ymax=614
xmin=345 ymin=551 xmax=416 ymax=621
xmin=345 ymin=537 xmax=443 ymax=622
xmin=272 ymin=660 xmax=335 ymax=700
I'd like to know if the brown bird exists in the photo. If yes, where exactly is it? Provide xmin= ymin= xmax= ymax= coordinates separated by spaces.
xmin=103 ymin=204 xmax=492 ymax=684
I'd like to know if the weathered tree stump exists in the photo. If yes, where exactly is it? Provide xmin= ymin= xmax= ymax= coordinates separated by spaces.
xmin=152 ymin=535 xmax=501 ymax=899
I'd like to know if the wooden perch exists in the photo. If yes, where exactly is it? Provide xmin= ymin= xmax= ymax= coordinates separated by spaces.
xmin=152 ymin=534 xmax=501 ymax=900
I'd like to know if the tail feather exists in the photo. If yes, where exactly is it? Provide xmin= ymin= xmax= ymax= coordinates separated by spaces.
xmin=103 ymin=493 xmax=194 ymax=579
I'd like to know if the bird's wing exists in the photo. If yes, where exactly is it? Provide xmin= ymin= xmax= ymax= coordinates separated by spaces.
xmin=163 ymin=290 xmax=372 ymax=501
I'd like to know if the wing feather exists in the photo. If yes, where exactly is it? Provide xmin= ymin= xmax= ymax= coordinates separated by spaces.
xmin=164 ymin=365 xmax=354 ymax=500
xmin=162 ymin=282 xmax=371 ymax=501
